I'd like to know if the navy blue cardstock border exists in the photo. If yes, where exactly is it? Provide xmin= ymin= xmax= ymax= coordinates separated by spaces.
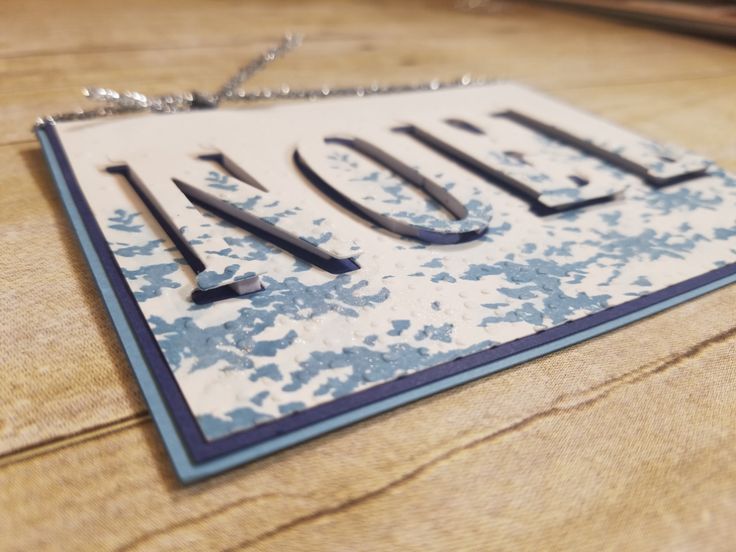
xmin=39 ymin=121 xmax=736 ymax=467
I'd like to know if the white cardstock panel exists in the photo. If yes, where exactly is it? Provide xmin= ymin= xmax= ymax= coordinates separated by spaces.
xmin=55 ymin=83 xmax=736 ymax=441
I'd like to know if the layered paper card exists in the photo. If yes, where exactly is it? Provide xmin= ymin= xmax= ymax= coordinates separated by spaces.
xmin=36 ymin=83 xmax=736 ymax=482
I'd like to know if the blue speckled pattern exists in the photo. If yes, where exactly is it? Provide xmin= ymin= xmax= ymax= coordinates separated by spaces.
xmin=51 ymin=83 xmax=736 ymax=444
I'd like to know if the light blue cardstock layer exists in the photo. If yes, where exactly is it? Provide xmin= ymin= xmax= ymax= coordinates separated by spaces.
xmin=38 ymin=127 xmax=736 ymax=484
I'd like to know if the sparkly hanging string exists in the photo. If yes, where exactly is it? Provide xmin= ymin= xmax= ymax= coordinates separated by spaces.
xmin=36 ymin=33 xmax=488 ymax=126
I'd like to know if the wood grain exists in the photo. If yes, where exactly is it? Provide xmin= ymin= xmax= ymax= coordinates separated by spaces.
xmin=1 ymin=0 xmax=735 ymax=550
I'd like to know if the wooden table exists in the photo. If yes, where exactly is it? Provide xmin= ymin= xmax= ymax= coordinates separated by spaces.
xmin=2 ymin=1 xmax=735 ymax=550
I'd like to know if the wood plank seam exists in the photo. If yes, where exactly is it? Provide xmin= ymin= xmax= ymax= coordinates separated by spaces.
xmin=0 ymin=412 xmax=149 ymax=469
